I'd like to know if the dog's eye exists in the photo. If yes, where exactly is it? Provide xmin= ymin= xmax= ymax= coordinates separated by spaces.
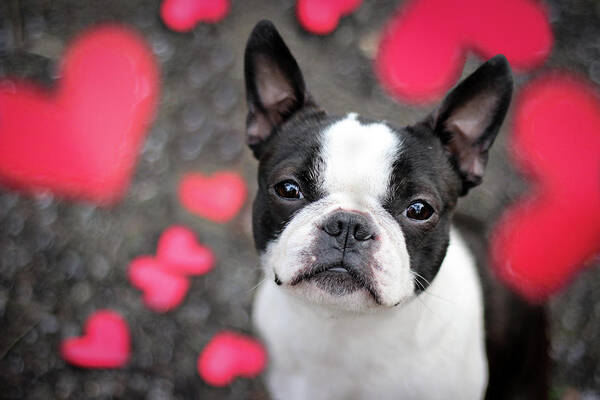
xmin=274 ymin=180 xmax=304 ymax=200
xmin=406 ymin=201 xmax=434 ymax=221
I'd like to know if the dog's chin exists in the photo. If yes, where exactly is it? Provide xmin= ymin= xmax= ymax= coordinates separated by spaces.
xmin=280 ymin=265 xmax=403 ymax=313
xmin=285 ymin=280 xmax=383 ymax=313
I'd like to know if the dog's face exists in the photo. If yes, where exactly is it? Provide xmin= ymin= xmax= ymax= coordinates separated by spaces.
xmin=244 ymin=21 xmax=512 ymax=312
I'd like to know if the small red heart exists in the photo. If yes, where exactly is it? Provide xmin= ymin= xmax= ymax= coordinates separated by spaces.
xmin=179 ymin=172 xmax=247 ymax=223
xmin=376 ymin=0 xmax=553 ymax=104
xmin=491 ymin=73 xmax=600 ymax=302
xmin=157 ymin=225 xmax=215 ymax=275
xmin=0 ymin=25 xmax=159 ymax=205
xmin=160 ymin=0 xmax=230 ymax=32
xmin=296 ymin=0 xmax=362 ymax=35
xmin=60 ymin=310 xmax=130 ymax=368
xmin=197 ymin=331 xmax=267 ymax=387
xmin=128 ymin=256 xmax=191 ymax=312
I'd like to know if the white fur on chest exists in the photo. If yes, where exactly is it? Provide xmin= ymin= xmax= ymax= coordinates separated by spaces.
xmin=253 ymin=230 xmax=488 ymax=400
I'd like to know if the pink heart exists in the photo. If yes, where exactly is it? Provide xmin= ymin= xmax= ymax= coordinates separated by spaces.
xmin=296 ymin=0 xmax=362 ymax=35
xmin=128 ymin=256 xmax=191 ymax=312
xmin=197 ymin=331 xmax=267 ymax=387
xmin=0 ymin=25 xmax=159 ymax=205
xmin=490 ymin=73 xmax=600 ymax=302
xmin=60 ymin=310 xmax=130 ymax=368
xmin=376 ymin=0 xmax=553 ymax=104
xmin=157 ymin=225 xmax=215 ymax=275
xmin=179 ymin=172 xmax=247 ymax=223
xmin=160 ymin=0 xmax=230 ymax=32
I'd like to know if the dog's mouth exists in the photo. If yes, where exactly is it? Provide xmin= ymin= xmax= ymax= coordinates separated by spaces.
xmin=289 ymin=263 xmax=381 ymax=303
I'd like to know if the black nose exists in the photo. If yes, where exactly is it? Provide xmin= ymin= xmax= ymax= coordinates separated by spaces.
xmin=322 ymin=211 xmax=375 ymax=242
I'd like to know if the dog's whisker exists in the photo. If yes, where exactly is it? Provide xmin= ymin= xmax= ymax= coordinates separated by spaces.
xmin=410 ymin=270 xmax=455 ymax=304
xmin=247 ymin=277 xmax=268 ymax=294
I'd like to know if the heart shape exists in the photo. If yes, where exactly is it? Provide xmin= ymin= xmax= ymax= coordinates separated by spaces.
xmin=0 ymin=25 xmax=159 ymax=205
xmin=490 ymin=73 xmax=600 ymax=302
xmin=296 ymin=0 xmax=362 ymax=35
xmin=197 ymin=331 xmax=267 ymax=387
xmin=375 ymin=0 xmax=553 ymax=104
xmin=179 ymin=172 xmax=247 ymax=223
xmin=60 ymin=310 xmax=130 ymax=368
xmin=157 ymin=225 xmax=215 ymax=275
xmin=128 ymin=225 xmax=214 ymax=311
xmin=128 ymin=256 xmax=191 ymax=312
xmin=160 ymin=0 xmax=230 ymax=32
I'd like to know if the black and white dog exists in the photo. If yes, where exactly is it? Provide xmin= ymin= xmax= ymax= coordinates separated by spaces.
xmin=243 ymin=20 xmax=548 ymax=400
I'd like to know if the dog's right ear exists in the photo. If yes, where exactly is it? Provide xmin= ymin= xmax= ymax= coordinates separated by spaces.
xmin=244 ymin=20 xmax=312 ymax=158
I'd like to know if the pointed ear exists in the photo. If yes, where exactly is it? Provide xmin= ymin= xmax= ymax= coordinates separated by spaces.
xmin=431 ymin=55 xmax=513 ymax=195
xmin=244 ymin=20 xmax=314 ymax=158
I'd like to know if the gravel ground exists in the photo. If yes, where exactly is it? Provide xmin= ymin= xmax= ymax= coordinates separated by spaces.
xmin=0 ymin=0 xmax=599 ymax=399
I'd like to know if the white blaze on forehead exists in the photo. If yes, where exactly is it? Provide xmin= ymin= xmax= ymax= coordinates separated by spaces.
xmin=321 ymin=113 xmax=400 ymax=201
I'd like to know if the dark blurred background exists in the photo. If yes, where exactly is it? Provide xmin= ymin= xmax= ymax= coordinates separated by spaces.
xmin=0 ymin=0 xmax=599 ymax=398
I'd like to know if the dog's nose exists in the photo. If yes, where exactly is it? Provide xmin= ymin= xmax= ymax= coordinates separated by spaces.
xmin=322 ymin=211 xmax=375 ymax=242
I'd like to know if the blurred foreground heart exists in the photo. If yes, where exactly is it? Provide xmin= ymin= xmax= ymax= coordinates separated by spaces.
xmin=61 ymin=310 xmax=130 ymax=368
xmin=0 ymin=25 xmax=159 ymax=205
xmin=179 ymin=172 xmax=247 ymax=223
xmin=296 ymin=0 xmax=362 ymax=35
xmin=157 ymin=225 xmax=215 ymax=275
xmin=376 ymin=0 xmax=552 ymax=103
xmin=128 ymin=256 xmax=191 ymax=312
xmin=491 ymin=73 xmax=600 ymax=302
xmin=161 ymin=0 xmax=230 ymax=32
xmin=197 ymin=331 xmax=267 ymax=386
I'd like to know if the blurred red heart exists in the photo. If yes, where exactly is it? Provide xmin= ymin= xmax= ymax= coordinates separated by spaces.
xmin=179 ymin=172 xmax=247 ymax=223
xmin=0 ymin=25 xmax=159 ymax=205
xmin=197 ymin=331 xmax=267 ymax=387
xmin=157 ymin=225 xmax=215 ymax=275
xmin=296 ymin=0 xmax=362 ymax=35
xmin=128 ymin=256 xmax=191 ymax=312
xmin=60 ymin=310 xmax=130 ymax=368
xmin=161 ymin=0 xmax=229 ymax=32
xmin=376 ymin=0 xmax=552 ymax=104
xmin=491 ymin=73 xmax=600 ymax=302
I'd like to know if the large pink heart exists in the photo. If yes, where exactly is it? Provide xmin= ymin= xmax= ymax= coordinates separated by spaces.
xmin=376 ymin=0 xmax=552 ymax=104
xmin=491 ymin=73 xmax=600 ymax=302
xmin=60 ymin=310 xmax=131 ymax=368
xmin=0 ymin=25 xmax=159 ymax=205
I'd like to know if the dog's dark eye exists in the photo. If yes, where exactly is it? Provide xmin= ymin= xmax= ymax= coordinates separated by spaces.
xmin=274 ymin=180 xmax=304 ymax=200
xmin=406 ymin=201 xmax=434 ymax=221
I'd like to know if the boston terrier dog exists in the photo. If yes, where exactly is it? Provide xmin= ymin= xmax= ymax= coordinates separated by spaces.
xmin=244 ymin=20 xmax=548 ymax=400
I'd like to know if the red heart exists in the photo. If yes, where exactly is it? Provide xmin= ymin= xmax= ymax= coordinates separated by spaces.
xmin=128 ymin=256 xmax=191 ymax=312
xmin=128 ymin=226 xmax=214 ymax=311
xmin=157 ymin=225 xmax=215 ymax=275
xmin=160 ymin=0 xmax=230 ymax=32
xmin=376 ymin=0 xmax=553 ymax=104
xmin=296 ymin=0 xmax=362 ymax=35
xmin=197 ymin=331 xmax=267 ymax=387
xmin=60 ymin=310 xmax=130 ymax=368
xmin=491 ymin=73 xmax=600 ymax=302
xmin=0 ymin=25 xmax=159 ymax=205
xmin=179 ymin=172 xmax=247 ymax=223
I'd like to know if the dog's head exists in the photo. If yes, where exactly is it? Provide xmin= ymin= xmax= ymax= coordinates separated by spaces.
xmin=244 ymin=20 xmax=512 ymax=312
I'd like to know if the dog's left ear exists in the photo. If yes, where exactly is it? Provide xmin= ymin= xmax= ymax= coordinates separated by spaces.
xmin=244 ymin=20 xmax=315 ymax=158
xmin=430 ymin=55 xmax=513 ymax=195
